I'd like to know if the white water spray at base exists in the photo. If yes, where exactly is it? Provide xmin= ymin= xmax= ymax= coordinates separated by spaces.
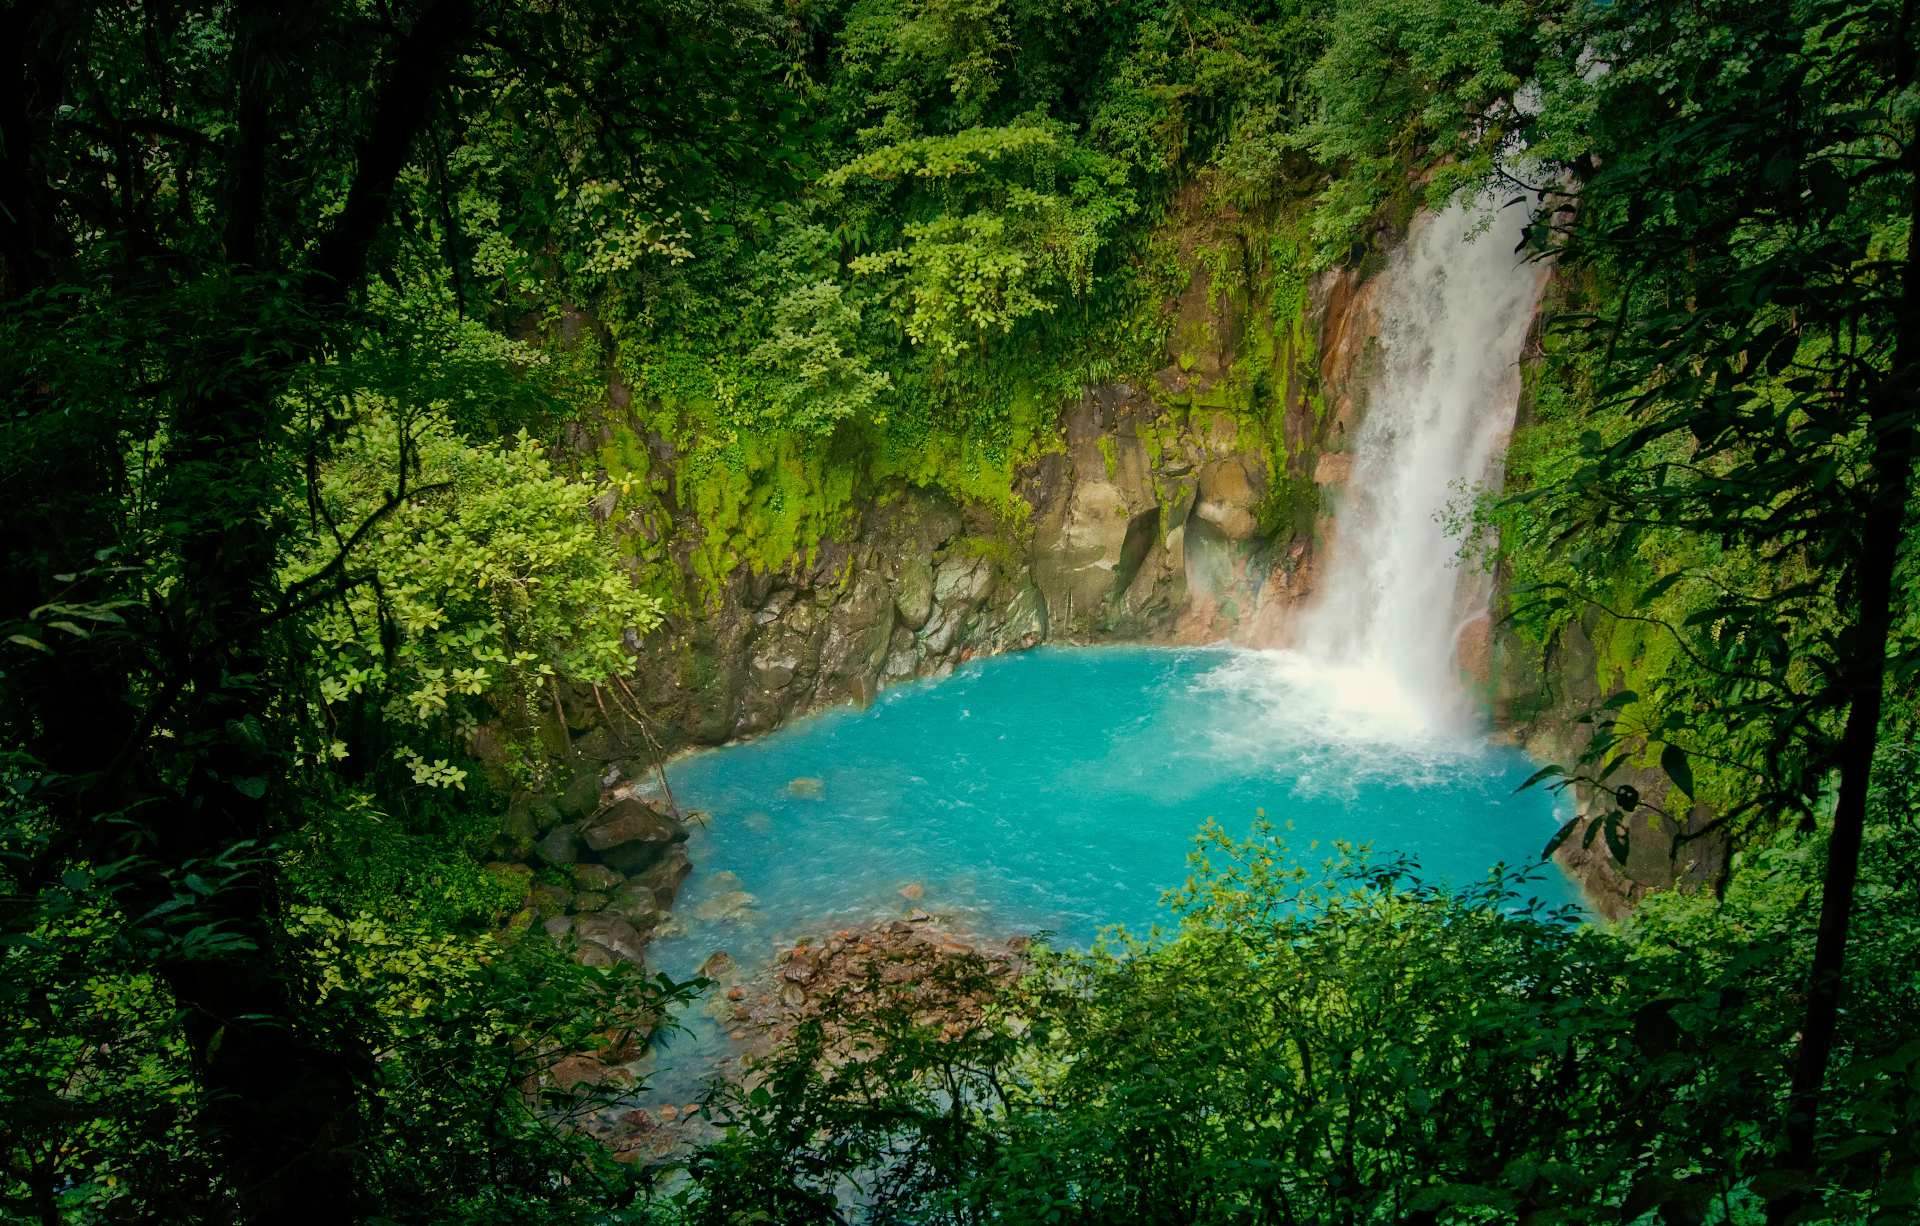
xmin=1251 ymin=197 xmax=1548 ymax=744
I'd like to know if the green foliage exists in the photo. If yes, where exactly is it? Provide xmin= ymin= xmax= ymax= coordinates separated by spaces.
xmin=294 ymin=405 xmax=661 ymax=787
xmin=684 ymin=799 xmax=1920 ymax=1223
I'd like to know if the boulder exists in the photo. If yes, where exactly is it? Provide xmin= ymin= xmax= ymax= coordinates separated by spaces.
xmin=500 ymin=799 xmax=540 ymax=843
xmin=573 ymin=912 xmax=648 ymax=963
xmin=536 ymin=823 xmax=579 ymax=866
xmin=893 ymin=556 xmax=934 ymax=629
xmin=543 ymin=915 xmax=573 ymax=941
xmin=570 ymin=862 xmax=624 ymax=893
xmin=573 ymin=891 xmax=608 ymax=913
xmin=529 ymin=882 xmax=574 ymax=919
xmin=699 ymin=951 xmax=736 ymax=979
xmin=557 ymin=769 xmax=601 ymax=818
xmin=582 ymin=798 xmax=688 ymax=875
xmin=933 ymin=554 xmax=994 ymax=605
xmin=624 ymin=847 xmax=692 ymax=910
xmin=786 ymin=777 xmax=825 ymax=800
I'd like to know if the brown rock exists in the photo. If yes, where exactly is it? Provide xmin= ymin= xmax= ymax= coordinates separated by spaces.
xmin=898 ymin=882 xmax=925 ymax=900
xmin=573 ymin=912 xmax=648 ymax=963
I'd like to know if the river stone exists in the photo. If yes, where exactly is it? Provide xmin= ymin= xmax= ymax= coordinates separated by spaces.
xmin=582 ymin=798 xmax=688 ymax=875
xmin=576 ymin=942 xmax=618 ymax=969
xmin=536 ymin=823 xmax=579 ymax=866
xmin=779 ymin=982 xmax=806 ymax=1009
xmin=699 ymin=951 xmax=736 ymax=979
xmin=570 ymin=862 xmax=624 ymax=892
xmin=543 ymin=915 xmax=573 ymax=941
xmin=572 ymin=891 xmax=608 ymax=913
xmin=893 ymin=556 xmax=934 ymax=629
xmin=573 ymin=912 xmax=647 ymax=963
xmin=786 ymin=776 xmax=825 ymax=800
xmin=693 ymin=890 xmax=758 ymax=922
xmin=625 ymin=847 xmax=693 ymax=910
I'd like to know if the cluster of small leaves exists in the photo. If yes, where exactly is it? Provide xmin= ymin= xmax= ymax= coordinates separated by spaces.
xmin=678 ymin=810 xmax=1920 ymax=1222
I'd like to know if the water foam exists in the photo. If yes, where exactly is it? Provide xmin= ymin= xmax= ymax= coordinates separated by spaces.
xmin=1293 ymin=195 xmax=1550 ymax=732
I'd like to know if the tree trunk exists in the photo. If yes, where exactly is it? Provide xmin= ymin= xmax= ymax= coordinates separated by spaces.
xmin=1768 ymin=170 xmax=1920 ymax=1218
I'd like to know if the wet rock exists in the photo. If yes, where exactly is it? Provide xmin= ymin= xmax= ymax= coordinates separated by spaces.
xmin=543 ymin=915 xmax=574 ymax=941
xmin=750 ymin=648 xmax=798 ymax=691
xmin=1313 ymin=451 xmax=1354 ymax=484
xmin=500 ymin=799 xmax=541 ymax=843
xmin=934 ymin=555 xmax=994 ymax=605
xmin=570 ymin=862 xmax=624 ymax=892
xmin=893 ymin=556 xmax=934 ymax=629
xmin=922 ymin=604 xmax=964 ymax=654
xmin=779 ymin=982 xmax=806 ymax=1009
xmin=898 ymin=883 xmax=925 ymax=900
xmin=536 ymin=824 xmax=579 ymax=866
xmin=906 ymin=907 xmax=932 ymax=923
xmin=577 ymin=942 xmax=618 ymax=968
xmin=631 ymin=846 xmax=693 ymax=908
xmin=814 ymin=570 xmax=895 ymax=708
xmin=1193 ymin=455 xmax=1267 ymax=540
xmin=584 ymin=798 xmax=689 ymax=874
xmin=573 ymin=890 xmax=608 ymax=913
xmin=786 ymin=777 xmax=825 ymax=800
xmin=573 ymin=912 xmax=648 ymax=963
xmin=700 ymin=951 xmax=737 ymax=980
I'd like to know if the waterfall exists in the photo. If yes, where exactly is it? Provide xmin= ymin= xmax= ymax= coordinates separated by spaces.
xmin=1295 ymin=196 xmax=1549 ymax=737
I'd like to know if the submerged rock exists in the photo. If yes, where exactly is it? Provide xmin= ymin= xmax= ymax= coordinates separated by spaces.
xmin=898 ymin=883 xmax=925 ymax=900
xmin=786 ymin=777 xmax=825 ymax=800
xmin=693 ymin=891 xmax=758 ymax=922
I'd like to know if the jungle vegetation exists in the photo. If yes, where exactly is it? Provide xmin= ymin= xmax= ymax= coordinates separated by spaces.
xmin=0 ymin=0 xmax=1915 ymax=1221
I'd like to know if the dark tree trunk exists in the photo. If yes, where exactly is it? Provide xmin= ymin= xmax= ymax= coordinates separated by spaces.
xmin=1768 ymin=170 xmax=1920 ymax=1220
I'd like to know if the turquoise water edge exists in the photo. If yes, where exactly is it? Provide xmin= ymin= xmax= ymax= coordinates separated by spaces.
xmin=644 ymin=644 xmax=1580 ymax=988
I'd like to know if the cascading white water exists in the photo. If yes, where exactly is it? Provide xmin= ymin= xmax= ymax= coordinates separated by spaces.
xmin=1293 ymin=196 xmax=1549 ymax=737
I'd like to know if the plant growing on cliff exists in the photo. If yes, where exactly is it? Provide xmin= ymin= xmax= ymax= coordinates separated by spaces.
xmin=294 ymin=402 xmax=662 ymax=789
